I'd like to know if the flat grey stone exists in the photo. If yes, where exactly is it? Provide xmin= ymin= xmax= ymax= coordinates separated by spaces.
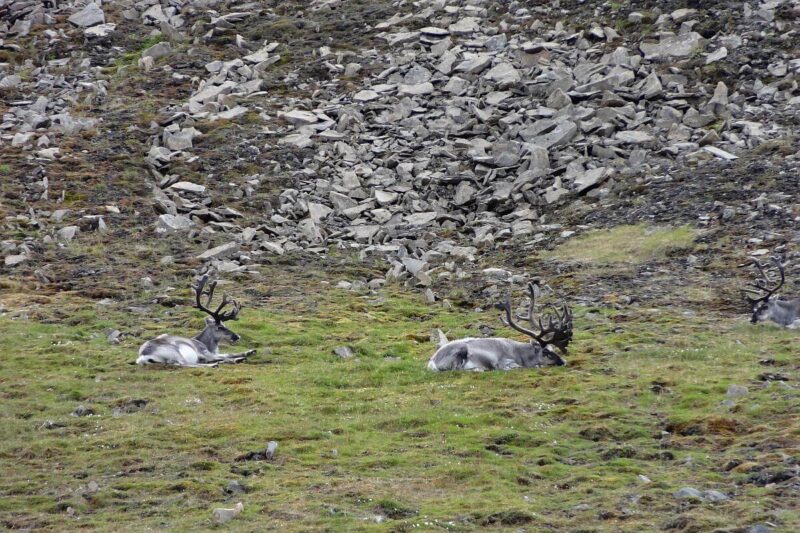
xmin=163 ymin=128 xmax=195 ymax=151
xmin=0 ymin=75 xmax=22 ymax=89
xmin=528 ymin=122 xmax=578 ymax=148
xmin=726 ymin=384 xmax=748 ymax=398
xmin=56 ymin=226 xmax=80 ymax=242
xmin=329 ymin=192 xmax=358 ymax=212
xmin=683 ymin=108 xmax=715 ymax=128
xmin=280 ymin=110 xmax=318 ymax=125
xmin=574 ymin=167 xmax=608 ymax=193
xmin=68 ymin=3 xmax=105 ymax=28
xmin=85 ymin=23 xmax=116 ymax=38
xmin=375 ymin=190 xmax=399 ymax=206
xmin=705 ymin=47 xmax=727 ymax=64
xmin=483 ymin=268 xmax=511 ymax=281
xmin=157 ymin=214 xmax=194 ymax=232
xmin=279 ymin=134 xmax=314 ymax=149
xmin=674 ymin=487 xmax=703 ymax=500
xmin=454 ymin=181 xmax=476 ymax=206
xmin=398 ymin=82 xmax=434 ymax=96
xmin=484 ymin=62 xmax=520 ymax=86
xmin=353 ymin=90 xmax=380 ymax=102
xmin=197 ymin=242 xmax=238 ymax=260
xmin=640 ymin=72 xmax=663 ymax=99
xmin=170 ymin=181 xmax=205 ymax=194
xmin=455 ymin=53 xmax=492 ymax=74
xmin=443 ymin=76 xmax=470 ymax=95
xmin=142 ymin=42 xmax=172 ymax=60
xmin=702 ymin=490 xmax=729 ymax=503
xmin=640 ymin=32 xmax=704 ymax=59
xmin=4 ymin=254 xmax=28 ymax=266
xmin=334 ymin=346 xmax=354 ymax=358
xmin=308 ymin=202 xmax=332 ymax=223
xmin=615 ymin=131 xmax=655 ymax=144
xmin=405 ymin=212 xmax=437 ymax=226
xmin=403 ymin=65 xmax=432 ymax=85
xmin=449 ymin=17 xmax=480 ymax=35
xmin=420 ymin=27 xmax=449 ymax=37
xmin=546 ymin=88 xmax=572 ymax=109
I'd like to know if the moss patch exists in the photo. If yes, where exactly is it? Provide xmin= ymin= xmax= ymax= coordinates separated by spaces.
xmin=546 ymin=224 xmax=696 ymax=264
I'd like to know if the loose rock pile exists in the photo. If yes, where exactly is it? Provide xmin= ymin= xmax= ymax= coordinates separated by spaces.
xmin=141 ymin=0 xmax=799 ymax=282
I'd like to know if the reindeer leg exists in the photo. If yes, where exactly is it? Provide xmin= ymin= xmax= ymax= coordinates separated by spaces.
xmin=181 ymin=362 xmax=220 ymax=368
xmin=212 ymin=349 xmax=256 ymax=363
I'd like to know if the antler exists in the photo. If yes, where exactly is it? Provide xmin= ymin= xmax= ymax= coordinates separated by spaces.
xmin=742 ymin=256 xmax=784 ymax=305
xmin=500 ymin=282 xmax=573 ymax=354
xmin=192 ymin=274 xmax=241 ymax=322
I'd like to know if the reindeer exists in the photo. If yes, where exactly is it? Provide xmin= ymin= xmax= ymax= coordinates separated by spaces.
xmin=137 ymin=275 xmax=256 ymax=367
xmin=427 ymin=283 xmax=573 ymax=371
xmin=743 ymin=257 xmax=800 ymax=328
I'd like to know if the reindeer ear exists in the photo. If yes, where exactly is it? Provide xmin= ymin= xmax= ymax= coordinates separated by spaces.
xmin=205 ymin=316 xmax=216 ymax=325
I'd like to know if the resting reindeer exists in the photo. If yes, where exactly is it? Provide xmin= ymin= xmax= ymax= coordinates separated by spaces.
xmin=137 ymin=275 xmax=256 ymax=367
xmin=427 ymin=283 xmax=573 ymax=371
xmin=743 ymin=257 xmax=800 ymax=328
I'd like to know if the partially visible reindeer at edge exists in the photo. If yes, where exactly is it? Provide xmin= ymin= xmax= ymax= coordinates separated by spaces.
xmin=428 ymin=282 xmax=573 ymax=371
xmin=137 ymin=274 xmax=256 ymax=367
xmin=742 ymin=256 xmax=800 ymax=328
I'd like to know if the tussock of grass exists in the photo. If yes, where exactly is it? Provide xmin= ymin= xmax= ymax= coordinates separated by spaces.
xmin=546 ymin=224 xmax=696 ymax=264
xmin=0 ymin=289 xmax=797 ymax=531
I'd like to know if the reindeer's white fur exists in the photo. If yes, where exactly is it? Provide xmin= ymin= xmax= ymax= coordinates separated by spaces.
xmin=427 ymin=337 xmax=564 ymax=372
xmin=137 ymin=275 xmax=255 ymax=367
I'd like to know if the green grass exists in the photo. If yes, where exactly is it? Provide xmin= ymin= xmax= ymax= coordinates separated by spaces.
xmin=546 ymin=224 xmax=697 ymax=264
xmin=111 ymin=35 xmax=165 ymax=71
xmin=0 ymin=289 xmax=798 ymax=531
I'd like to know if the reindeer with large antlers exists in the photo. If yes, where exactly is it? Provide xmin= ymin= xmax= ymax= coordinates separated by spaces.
xmin=427 ymin=282 xmax=573 ymax=371
xmin=743 ymin=256 xmax=800 ymax=328
xmin=136 ymin=274 xmax=256 ymax=367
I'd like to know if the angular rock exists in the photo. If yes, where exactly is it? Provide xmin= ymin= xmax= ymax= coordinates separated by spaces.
xmin=142 ymin=42 xmax=172 ymax=61
xmin=573 ymin=167 xmax=608 ymax=194
xmin=640 ymin=32 xmax=704 ymax=59
xmin=484 ymin=62 xmax=520 ymax=86
xmin=455 ymin=54 xmax=492 ymax=74
xmin=170 ymin=182 xmax=206 ymax=194
xmin=68 ymin=3 xmax=105 ymax=28
xmin=157 ymin=214 xmax=194 ymax=232
xmin=280 ymin=110 xmax=318 ymax=126
xmin=674 ymin=487 xmax=703 ymax=500
xmin=398 ymin=82 xmax=434 ymax=96
xmin=454 ymin=181 xmax=476 ymax=206
xmin=615 ymin=131 xmax=655 ymax=144
xmin=197 ymin=242 xmax=238 ymax=260
xmin=4 ymin=254 xmax=28 ymax=267
xmin=56 ymin=226 xmax=80 ymax=242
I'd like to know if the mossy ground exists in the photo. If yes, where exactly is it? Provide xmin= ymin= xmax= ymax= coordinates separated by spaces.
xmin=1 ymin=279 xmax=798 ymax=531
xmin=544 ymin=225 xmax=696 ymax=265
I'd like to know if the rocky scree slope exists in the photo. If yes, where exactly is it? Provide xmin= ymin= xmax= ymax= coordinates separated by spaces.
xmin=0 ymin=0 xmax=799 ymax=299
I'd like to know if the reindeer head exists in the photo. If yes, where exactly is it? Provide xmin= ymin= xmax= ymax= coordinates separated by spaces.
xmin=193 ymin=274 xmax=242 ymax=344
xmin=500 ymin=282 xmax=573 ymax=366
xmin=743 ymin=257 xmax=785 ymax=324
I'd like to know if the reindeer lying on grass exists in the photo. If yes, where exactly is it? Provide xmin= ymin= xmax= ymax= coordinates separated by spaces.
xmin=428 ymin=282 xmax=573 ymax=371
xmin=743 ymin=257 xmax=800 ymax=328
xmin=137 ymin=275 xmax=256 ymax=367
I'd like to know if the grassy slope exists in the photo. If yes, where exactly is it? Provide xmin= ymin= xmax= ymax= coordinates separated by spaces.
xmin=1 ymin=285 xmax=798 ymax=532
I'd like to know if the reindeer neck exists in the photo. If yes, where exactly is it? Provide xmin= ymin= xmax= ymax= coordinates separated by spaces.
xmin=194 ymin=323 xmax=219 ymax=353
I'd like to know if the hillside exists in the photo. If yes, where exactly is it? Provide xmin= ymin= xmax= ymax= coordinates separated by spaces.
xmin=1 ymin=0 xmax=799 ymax=531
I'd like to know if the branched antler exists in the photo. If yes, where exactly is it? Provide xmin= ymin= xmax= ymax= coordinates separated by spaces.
xmin=742 ymin=256 xmax=784 ymax=306
xmin=501 ymin=282 xmax=573 ymax=354
xmin=192 ymin=274 xmax=241 ymax=322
